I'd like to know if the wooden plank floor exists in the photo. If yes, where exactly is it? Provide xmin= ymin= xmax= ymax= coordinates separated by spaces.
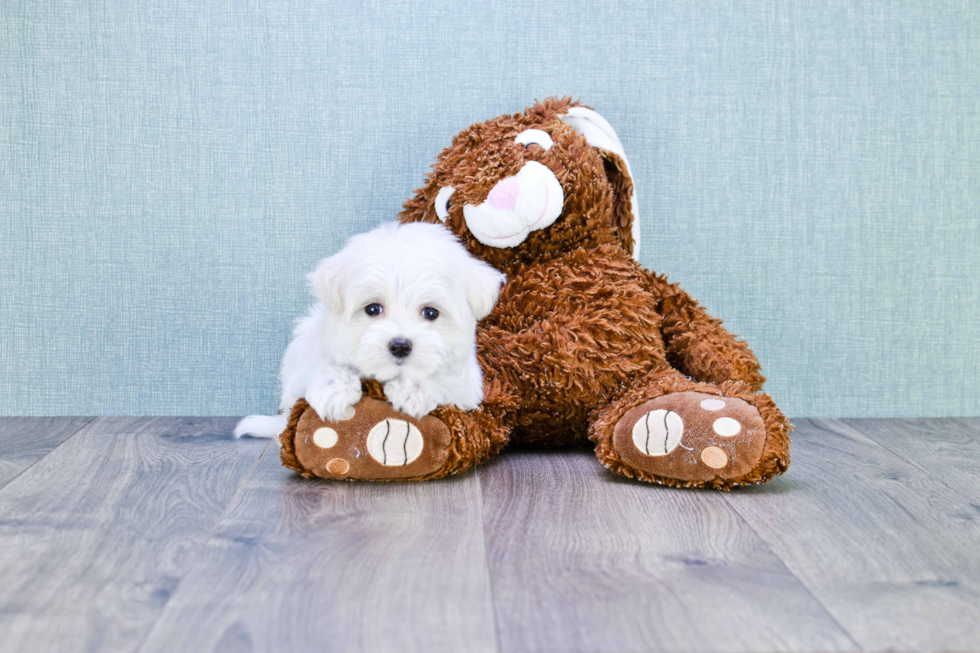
xmin=0 ymin=417 xmax=977 ymax=653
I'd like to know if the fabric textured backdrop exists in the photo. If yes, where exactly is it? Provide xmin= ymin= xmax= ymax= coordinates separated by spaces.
xmin=1 ymin=1 xmax=977 ymax=417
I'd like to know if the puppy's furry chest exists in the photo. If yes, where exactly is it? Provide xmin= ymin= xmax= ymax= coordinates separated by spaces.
xmin=482 ymin=246 xmax=668 ymax=445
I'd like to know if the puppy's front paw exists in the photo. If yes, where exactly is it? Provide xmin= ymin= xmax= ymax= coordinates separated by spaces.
xmin=306 ymin=376 xmax=362 ymax=423
xmin=386 ymin=380 xmax=439 ymax=419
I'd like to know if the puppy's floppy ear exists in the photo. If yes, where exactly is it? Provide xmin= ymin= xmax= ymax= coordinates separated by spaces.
xmin=559 ymin=106 xmax=641 ymax=261
xmin=307 ymin=250 xmax=348 ymax=314
xmin=462 ymin=257 xmax=506 ymax=320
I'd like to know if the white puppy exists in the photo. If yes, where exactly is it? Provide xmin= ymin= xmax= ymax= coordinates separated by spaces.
xmin=234 ymin=221 xmax=505 ymax=439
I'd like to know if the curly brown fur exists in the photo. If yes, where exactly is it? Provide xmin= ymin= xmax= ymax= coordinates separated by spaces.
xmin=603 ymin=155 xmax=636 ymax=254
xmin=280 ymin=398 xmax=313 ymax=478
xmin=400 ymin=97 xmax=627 ymax=274
xmin=374 ymin=97 xmax=790 ymax=488
xmin=475 ymin=244 xmax=669 ymax=446
xmin=642 ymin=271 xmax=766 ymax=391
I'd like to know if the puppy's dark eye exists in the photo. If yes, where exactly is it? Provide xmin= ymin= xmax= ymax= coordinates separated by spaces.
xmin=365 ymin=303 xmax=384 ymax=317
xmin=421 ymin=307 xmax=439 ymax=321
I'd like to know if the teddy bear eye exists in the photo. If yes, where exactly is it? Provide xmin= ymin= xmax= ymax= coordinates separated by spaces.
xmin=514 ymin=129 xmax=553 ymax=151
xmin=434 ymin=186 xmax=455 ymax=222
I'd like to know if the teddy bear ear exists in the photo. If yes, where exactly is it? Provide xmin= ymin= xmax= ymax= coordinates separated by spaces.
xmin=559 ymin=107 xmax=641 ymax=262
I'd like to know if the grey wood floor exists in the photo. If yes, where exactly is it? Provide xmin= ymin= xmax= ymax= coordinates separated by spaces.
xmin=0 ymin=417 xmax=977 ymax=653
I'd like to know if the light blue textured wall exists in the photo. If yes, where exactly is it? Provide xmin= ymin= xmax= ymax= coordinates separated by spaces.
xmin=1 ymin=1 xmax=977 ymax=417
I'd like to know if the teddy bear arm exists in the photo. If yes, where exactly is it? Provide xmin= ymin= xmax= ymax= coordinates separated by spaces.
xmin=476 ymin=324 xmax=526 ymax=411
xmin=644 ymin=272 xmax=766 ymax=392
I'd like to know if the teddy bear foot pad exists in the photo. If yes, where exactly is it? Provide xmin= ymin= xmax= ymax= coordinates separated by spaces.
xmin=289 ymin=397 xmax=452 ymax=480
xmin=612 ymin=392 xmax=767 ymax=483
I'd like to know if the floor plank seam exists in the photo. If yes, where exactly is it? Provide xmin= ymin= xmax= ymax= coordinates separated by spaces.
xmin=723 ymin=503 xmax=864 ymax=652
xmin=799 ymin=418 xmax=980 ymax=651
xmin=131 ymin=437 xmax=273 ymax=653
xmin=4 ymin=418 xmax=975 ymax=652
xmin=475 ymin=466 xmax=505 ymax=653
xmin=808 ymin=417 xmax=980 ymax=504
xmin=0 ymin=416 xmax=96 ymax=494
xmin=720 ymin=463 xmax=866 ymax=652
xmin=855 ymin=423 xmax=980 ymax=505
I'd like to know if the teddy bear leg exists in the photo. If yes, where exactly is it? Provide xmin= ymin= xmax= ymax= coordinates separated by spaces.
xmin=590 ymin=369 xmax=791 ymax=489
xmin=279 ymin=382 xmax=511 ymax=482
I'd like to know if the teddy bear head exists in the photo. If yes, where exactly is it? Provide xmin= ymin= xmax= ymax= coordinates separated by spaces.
xmin=399 ymin=97 xmax=639 ymax=272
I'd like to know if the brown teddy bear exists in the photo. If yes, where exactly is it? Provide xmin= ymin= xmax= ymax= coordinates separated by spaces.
xmin=280 ymin=98 xmax=790 ymax=489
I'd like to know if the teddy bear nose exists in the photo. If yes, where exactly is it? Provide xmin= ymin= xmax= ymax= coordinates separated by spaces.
xmin=388 ymin=337 xmax=412 ymax=358
xmin=486 ymin=176 xmax=520 ymax=212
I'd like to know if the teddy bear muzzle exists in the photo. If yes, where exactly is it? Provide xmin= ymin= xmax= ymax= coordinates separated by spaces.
xmin=462 ymin=161 xmax=564 ymax=248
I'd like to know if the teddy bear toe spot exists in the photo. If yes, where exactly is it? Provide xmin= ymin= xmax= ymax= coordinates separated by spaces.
xmin=367 ymin=419 xmax=424 ymax=466
xmin=700 ymin=398 xmax=726 ymax=411
xmin=340 ymin=406 xmax=355 ymax=421
xmin=631 ymin=409 xmax=683 ymax=456
xmin=312 ymin=427 xmax=339 ymax=449
xmin=713 ymin=417 xmax=742 ymax=437
xmin=701 ymin=447 xmax=728 ymax=469
xmin=325 ymin=458 xmax=349 ymax=475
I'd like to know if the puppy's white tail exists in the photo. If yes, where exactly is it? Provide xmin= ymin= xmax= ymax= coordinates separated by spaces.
xmin=234 ymin=414 xmax=288 ymax=439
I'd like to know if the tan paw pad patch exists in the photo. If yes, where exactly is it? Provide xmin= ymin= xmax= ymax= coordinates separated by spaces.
xmin=325 ymin=458 xmax=349 ymax=475
xmin=290 ymin=396 xmax=453 ymax=481
xmin=700 ymin=447 xmax=728 ymax=469
xmin=611 ymin=391 xmax=767 ymax=482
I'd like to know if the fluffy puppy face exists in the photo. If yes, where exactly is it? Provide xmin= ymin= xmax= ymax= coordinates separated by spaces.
xmin=399 ymin=97 xmax=638 ymax=273
xmin=309 ymin=222 xmax=505 ymax=382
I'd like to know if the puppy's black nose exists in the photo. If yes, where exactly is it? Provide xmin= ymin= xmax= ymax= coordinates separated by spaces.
xmin=388 ymin=338 xmax=412 ymax=358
